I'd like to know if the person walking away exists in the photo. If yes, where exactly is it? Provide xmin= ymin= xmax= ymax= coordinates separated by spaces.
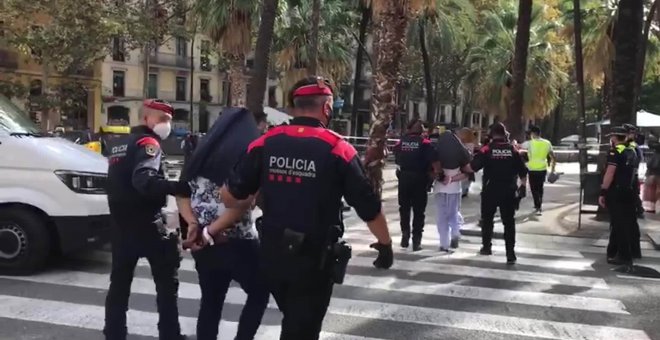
xmin=177 ymin=107 xmax=269 ymax=340
xmin=623 ymin=124 xmax=643 ymax=259
xmin=463 ymin=123 xmax=527 ymax=265
xmin=105 ymin=99 xmax=191 ymax=340
xmin=206 ymin=77 xmax=393 ymax=340
xmin=643 ymin=141 xmax=660 ymax=213
xmin=432 ymin=129 xmax=472 ymax=251
xmin=393 ymin=119 xmax=440 ymax=250
xmin=520 ymin=126 xmax=555 ymax=215
xmin=600 ymin=126 xmax=638 ymax=268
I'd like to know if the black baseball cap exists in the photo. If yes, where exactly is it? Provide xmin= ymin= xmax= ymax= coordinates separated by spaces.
xmin=607 ymin=126 xmax=628 ymax=136
xmin=528 ymin=125 xmax=541 ymax=134
xmin=623 ymin=123 xmax=638 ymax=133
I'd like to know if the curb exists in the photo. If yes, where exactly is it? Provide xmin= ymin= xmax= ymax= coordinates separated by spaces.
xmin=649 ymin=232 xmax=660 ymax=250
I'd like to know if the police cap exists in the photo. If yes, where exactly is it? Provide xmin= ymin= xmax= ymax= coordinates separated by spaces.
xmin=623 ymin=123 xmax=638 ymax=133
xmin=143 ymin=99 xmax=174 ymax=114
xmin=607 ymin=126 xmax=628 ymax=137
xmin=288 ymin=76 xmax=334 ymax=107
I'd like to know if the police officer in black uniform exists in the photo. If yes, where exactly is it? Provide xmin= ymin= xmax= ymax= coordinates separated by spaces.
xmin=215 ymin=77 xmax=393 ymax=340
xmin=105 ymin=99 xmax=191 ymax=340
xmin=393 ymin=119 xmax=438 ymax=250
xmin=601 ymin=126 xmax=638 ymax=267
xmin=465 ymin=123 xmax=527 ymax=264
xmin=623 ymin=123 xmax=643 ymax=258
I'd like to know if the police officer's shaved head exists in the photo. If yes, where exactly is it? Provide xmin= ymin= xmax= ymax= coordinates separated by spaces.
xmin=406 ymin=119 xmax=426 ymax=134
xmin=489 ymin=122 xmax=507 ymax=138
xmin=288 ymin=76 xmax=335 ymax=125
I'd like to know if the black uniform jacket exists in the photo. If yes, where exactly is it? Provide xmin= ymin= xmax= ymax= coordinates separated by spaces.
xmin=107 ymin=125 xmax=189 ymax=228
xmin=226 ymin=117 xmax=381 ymax=242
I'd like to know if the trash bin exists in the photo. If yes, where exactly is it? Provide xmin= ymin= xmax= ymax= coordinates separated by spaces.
xmin=582 ymin=172 xmax=601 ymax=206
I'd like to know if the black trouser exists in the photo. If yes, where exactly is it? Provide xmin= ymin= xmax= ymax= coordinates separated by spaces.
xmin=528 ymin=170 xmax=547 ymax=210
xmin=633 ymin=174 xmax=644 ymax=214
xmin=270 ymin=274 xmax=334 ymax=340
xmin=193 ymin=238 xmax=269 ymax=340
xmin=398 ymin=171 xmax=429 ymax=240
xmin=480 ymin=186 xmax=517 ymax=257
xmin=104 ymin=227 xmax=182 ymax=340
xmin=606 ymin=189 xmax=636 ymax=262
xmin=259 ymin=232 xmax=335 ymax=340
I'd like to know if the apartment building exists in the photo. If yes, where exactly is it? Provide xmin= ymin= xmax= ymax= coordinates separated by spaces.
xmin=0 ymin=18 xmax=103 ymax=131
xmin=101 ymin=32 xmax=232 ymax=133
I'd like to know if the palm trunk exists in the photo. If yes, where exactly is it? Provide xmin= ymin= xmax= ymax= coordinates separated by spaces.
xmin=247 ymin=0 xmax=279 ymax=117
xmin=633 ymin=0 xmax=659 ymax=110
xmin=366 ymin=0 xmax=411 ymax=196
xmin=350 ymin=5 xmax=370 ymax=136
xmin=419 ymin=19 xmax=435 ymax=124
xmin=228 ymin=53 xmax=246 ymax=107
xmin=551 ymin=89 xmax=564 ymax=145
xmin=307 ymin=0 xmax=321 ymax=76
xmin=506 ymin=0 xmax=533 ymax=142
xmin=611 ymin=0 xmax=644 ymax=126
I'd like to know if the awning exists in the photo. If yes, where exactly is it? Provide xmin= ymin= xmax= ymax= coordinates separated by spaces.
xmin=590 ymin=110 xmax=660 ymax=127
xmin=263 ymin=107 xmax=292 ymax=125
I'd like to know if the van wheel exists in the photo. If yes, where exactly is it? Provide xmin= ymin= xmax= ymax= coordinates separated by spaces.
xmin=0 ymin=208 xmax=51 ymax=275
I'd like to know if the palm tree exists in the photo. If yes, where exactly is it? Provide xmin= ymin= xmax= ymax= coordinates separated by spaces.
xmin=611 ymin=0 xmax=644 ymax=125
xmin=507 ymin=0 xmax=533 ymax=140
xmin=308 ymin=0 xmax=322 ymax=75
xmin=465 ymin=1 xmax=568 ymax=126
xmin=195 ymin=0 xmax=258 ymax=107
xmin=272 ymin=0 xmax=355 ymax=104
xmin=365 ymin=0 xmax=422 ymax=196
xmin=247 ymin=0 xmax=280 ymax=116
xmin=408 ymin=0 xmax=476 ymax=123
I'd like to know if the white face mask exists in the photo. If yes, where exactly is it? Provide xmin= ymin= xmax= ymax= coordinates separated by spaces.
xmin=153 ymin=122 xmax=172 ymax=140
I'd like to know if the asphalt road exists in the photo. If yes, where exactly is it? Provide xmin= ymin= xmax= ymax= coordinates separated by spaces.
xmin=1 ymin=163 xmax=659 ymax=340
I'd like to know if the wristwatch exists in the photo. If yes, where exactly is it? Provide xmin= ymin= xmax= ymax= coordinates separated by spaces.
xmin=202 ymin=227 xmax=215 ymax=246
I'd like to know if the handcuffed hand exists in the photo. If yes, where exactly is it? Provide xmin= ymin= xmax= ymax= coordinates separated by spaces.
xmin=182 ymin=222 xmax=206 ymax=251
xmin=370 ymin=242 xmax=393 ymax=269
xmin=517 ymin=185 xmax=527 ymax=199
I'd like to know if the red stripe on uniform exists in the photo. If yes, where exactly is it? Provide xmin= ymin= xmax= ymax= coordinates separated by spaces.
xmin=331 ymin=141 xmax=358 ymax=162
xmin=137 ymin=137 xmax=159 ymax=146
xmin=422 ymin=138 xmax=431 ymax=144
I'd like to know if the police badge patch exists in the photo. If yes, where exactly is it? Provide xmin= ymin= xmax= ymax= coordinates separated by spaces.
xmin=145 ymin=144 xmax=158 ymax=156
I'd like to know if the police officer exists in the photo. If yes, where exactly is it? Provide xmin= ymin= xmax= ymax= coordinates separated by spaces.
xmin=393 ymin=119 xmax=439 ymax=250
xmin=105 ymin=99 xmax=191 ymax=340
xmin=213 ymin=77 xmax=393 ymax=340
xmin=465 ymin=123 xmax=527 ymax=264
xmin=601 ymin=126 xmax=638 ymax=266
xmin=623 ymin=124 xmax=643 ymax=259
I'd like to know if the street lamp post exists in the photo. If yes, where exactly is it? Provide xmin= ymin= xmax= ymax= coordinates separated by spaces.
xmin=572 ymin=0 xmax=588 ymax=230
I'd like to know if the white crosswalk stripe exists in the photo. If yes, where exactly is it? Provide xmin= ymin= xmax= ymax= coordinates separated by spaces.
xmin=0 ymin=227 xmax=654 ymax=340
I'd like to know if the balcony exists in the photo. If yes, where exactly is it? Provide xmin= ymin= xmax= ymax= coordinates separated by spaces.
xmin=0 ymin=50 xmax=19 ymax=69
xmin=149 ymin=52 xmax=192 ymax=69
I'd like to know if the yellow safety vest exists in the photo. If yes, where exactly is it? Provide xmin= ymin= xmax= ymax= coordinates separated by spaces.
xmin=527 ymin=138 xmax=552 ymax=171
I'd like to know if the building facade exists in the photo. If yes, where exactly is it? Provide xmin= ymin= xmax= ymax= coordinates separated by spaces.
xmin=0 ymin=19 xmax=103 ymax=132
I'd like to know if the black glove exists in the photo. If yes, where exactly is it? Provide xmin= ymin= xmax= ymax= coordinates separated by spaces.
xmin=370 ymin=242 xmax=393 ymax=269
xmin=517 ymin=185 xmax=526 ymax=199
xmin=436 ymin=170 xmax=446 ymax=182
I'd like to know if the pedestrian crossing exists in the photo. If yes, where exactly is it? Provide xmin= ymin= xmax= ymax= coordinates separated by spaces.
xmin=0 ymin=227 xmax=656 ymax=340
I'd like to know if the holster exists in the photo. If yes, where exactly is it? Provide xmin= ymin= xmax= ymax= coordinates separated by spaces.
xmin=319 ymin=225 xmax=352 ymax=284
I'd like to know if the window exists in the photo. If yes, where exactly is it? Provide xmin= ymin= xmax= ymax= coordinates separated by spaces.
xmin=112 ymin=37 xmax=125 ymax=61
xmin=147 ymin=74 xmax=158 ymax=98
xmin=0 ymin=21 xmax=5 ymax=37
xmin=30 ymin=26 xmax=42 ymax=57
xmin=29 ymin=80 xmax=43 ymax=97
xmin=200 ymin=79 xmax=210 ymax=102
xmin=176 ymin=37 xmax=187 ymax=57
xmin=112 ymin=71 xmax=125 ymax=97
xmin=221 ymin=81 xmax=231 ymax=106
xmin=245 ymin=58 xmax=254 ymax=69
xmin=200 ymin=40 xmax=211 ymax=71
xmin=175 ymin=76 xmax=186 ymax=101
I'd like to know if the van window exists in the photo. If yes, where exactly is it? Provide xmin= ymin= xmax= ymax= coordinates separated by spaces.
xmin=0 ymin=95 xmax=41 ymax=135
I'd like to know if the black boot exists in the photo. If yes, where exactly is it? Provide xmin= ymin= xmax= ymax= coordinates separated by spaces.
xmin=412 ymin=235 xmax=422 ymax=251
xmin=479 ymin=246 xmax=492 ymax=255
xmin=506 ymin=250 xmax=517 ymax=265
xmin=400 ymin=232 xmax=410 ymax=248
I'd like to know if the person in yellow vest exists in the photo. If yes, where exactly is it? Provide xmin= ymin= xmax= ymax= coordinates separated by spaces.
xmin=521 ymin=126 xmax=556 ymax=215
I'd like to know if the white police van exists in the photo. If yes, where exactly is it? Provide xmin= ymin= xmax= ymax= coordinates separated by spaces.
xmin=0 ymin=95 xmax=111 ymax=274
